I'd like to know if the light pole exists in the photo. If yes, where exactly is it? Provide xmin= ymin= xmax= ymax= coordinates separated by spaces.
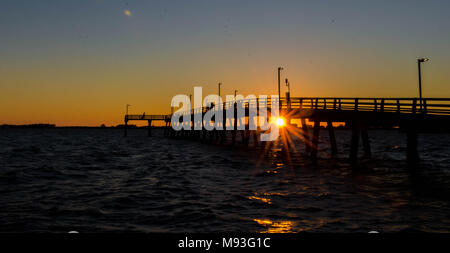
xmin=234 ymin=89 xmax=238 ymax=98
xmin=285 ymin=78 xmax=291 ymax=109
xmin=285 ymin=78 xmax=290 ymax=94
xmin=418 ymin=58 xmax=429 ymax=110
xmin=277 ymin=67 xmax=283 ymax=99
xmin=218 ymin=83 xmax=222 ymax=109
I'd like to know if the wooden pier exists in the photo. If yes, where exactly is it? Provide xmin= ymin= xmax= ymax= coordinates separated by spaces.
xmin=123 ymin=114 xmax=168 ymax=137
xmin=124 ymin=97 xmax=450 ymax=166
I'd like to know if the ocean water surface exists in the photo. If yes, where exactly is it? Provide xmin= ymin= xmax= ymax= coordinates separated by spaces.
xmin=0 ymin=128 xmax=449 ymax=233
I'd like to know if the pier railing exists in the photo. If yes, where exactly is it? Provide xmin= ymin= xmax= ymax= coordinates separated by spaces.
xmin=125 ymin=114 xmax=169 ymax=121
xmin=283 ymin=97 xmax=450 ymax=115
xmin=168 ymin=97 xmax=450 ymax=117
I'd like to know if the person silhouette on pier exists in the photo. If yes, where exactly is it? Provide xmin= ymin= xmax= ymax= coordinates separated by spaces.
xmin=141 ymin=112 xmax=145 ymax=119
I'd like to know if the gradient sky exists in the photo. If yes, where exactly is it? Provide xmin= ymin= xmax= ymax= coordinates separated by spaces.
xmin=1 ymin=0 xmax=450 ymax=126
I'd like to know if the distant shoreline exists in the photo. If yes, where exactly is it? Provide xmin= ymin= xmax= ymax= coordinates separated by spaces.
xmin=1 ymin=124 xmax=449 ymax=133
xmin=0 ymin=123 xmax=395 ymax=130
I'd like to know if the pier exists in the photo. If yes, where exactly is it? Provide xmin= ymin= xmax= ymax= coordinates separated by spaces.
xmin=124 ymin=97 xmax=450 ymax=166
xmin=123 ymin=114 xmax=168 ymax=137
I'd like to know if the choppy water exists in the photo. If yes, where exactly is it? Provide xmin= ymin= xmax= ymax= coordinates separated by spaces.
xmin=1 ymin=128 xmax=450 ymax=233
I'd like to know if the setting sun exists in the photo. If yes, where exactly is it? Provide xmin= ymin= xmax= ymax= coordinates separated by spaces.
xmin=274 ymin=117 xmax=285 ymax=127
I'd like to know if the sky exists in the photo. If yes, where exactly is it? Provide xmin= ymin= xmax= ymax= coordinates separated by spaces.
xmin=1 ymin=0 xmax=450 ymax=126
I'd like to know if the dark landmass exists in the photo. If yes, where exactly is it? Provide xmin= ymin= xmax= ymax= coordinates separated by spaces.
xmin=0 ymin=124 xmax=56 ymax=128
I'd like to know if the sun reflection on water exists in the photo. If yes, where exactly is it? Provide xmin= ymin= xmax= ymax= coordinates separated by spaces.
xmin=247 ymin=192 xmax=289 ymax=205
xmin=253 ymin=219 xmax=296 ymax=233
xmin=248 ymin=196 xmax=272 ymax=204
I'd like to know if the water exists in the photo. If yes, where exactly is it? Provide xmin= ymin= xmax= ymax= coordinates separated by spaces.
xmin=1 ymin=128 xmax=450 ymax=233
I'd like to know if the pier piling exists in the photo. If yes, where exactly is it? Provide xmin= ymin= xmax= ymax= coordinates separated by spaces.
xmin=327 ymin=120 xmax=338 ymax=156
xmin=350 ymin=121 xmax=360 ymax=165
xmin=311 ymin=120 xmax=321 ymax=160
xmin=148 ymin=120 xmax=152 ymax=137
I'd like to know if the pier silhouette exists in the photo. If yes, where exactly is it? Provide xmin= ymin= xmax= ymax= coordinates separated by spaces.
xmin=124 ymin=97 xmax=450 ymax=166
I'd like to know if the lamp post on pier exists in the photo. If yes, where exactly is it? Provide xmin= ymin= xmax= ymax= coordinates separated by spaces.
xmin=285 ymin=78 xmax=291 ymax=109
xmin=277 ymin=67 xmax=283 ymax=99
xmin=218 ymin=83 xmax=222 ymax=109
xmin=285 ymin=78 xmax=290 ymax=94
xmin=417 ymin=58 xmax=429 ymax=110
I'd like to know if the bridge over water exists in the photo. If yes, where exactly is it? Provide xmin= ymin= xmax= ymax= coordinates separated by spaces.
xmin=124 ymin=97 xmax=450 ymax=166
